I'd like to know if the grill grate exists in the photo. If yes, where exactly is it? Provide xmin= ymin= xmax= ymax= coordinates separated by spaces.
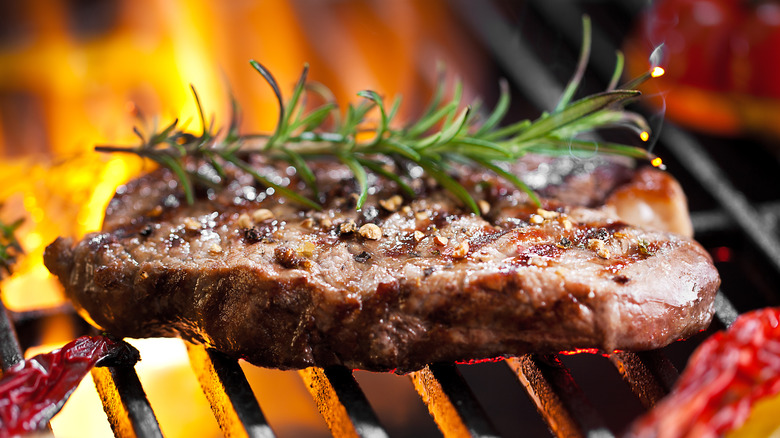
xmin=186 ymin=344 xmax=275 ymax=438
xmin=91 ymin=363 xmax=163 ymax=438
xmin=2 ymin=0 xmax=779 ymax=436
xmin=299 ymin=364 xmax=388 ymax=437
xmin=412 ymin=363 xmax=500 ymax=437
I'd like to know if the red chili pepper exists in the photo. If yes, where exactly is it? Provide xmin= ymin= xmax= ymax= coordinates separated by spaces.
xmin=626 ymin=307 xmax=780 ymax=438
xmin=0 ymin=335 xmax=139 ymax=437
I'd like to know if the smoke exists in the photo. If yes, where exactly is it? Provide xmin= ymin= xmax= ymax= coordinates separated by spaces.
xmin=649 ymin=43 xmax=666 ymax=69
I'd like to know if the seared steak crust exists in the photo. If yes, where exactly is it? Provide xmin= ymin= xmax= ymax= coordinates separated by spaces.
xmin=45 ymin=156 xmax=720 ymax=373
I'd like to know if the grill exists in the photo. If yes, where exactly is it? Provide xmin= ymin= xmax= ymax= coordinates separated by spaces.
xmin=2 ymin=0 xmax=778 ymax=436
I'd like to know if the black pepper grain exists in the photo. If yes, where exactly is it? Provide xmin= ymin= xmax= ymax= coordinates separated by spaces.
xmin=612 ymin=275 xmax=631 ymax=284
xmin=139 ymin=225 xmax=153 ymax=237
xmin=353 ymin=251 xmax=372 ymax=263
xmin=244 ymin=227 xmax=262 ymax=243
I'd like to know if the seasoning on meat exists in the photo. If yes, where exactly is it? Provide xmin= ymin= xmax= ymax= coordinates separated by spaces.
xmin=43 ymin=155 xmax=720 ymax=373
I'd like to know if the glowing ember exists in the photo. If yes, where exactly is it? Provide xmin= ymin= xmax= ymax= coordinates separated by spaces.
xmin=651 ymin=157 xmax=664 ymax=168
xmin=713 ymin=246 xmax=733 ymax=263
xmin=640 ymin=131 xmax=650 ymax=142
xmin=558 ymin=348 xmax=603 ymax=356
xmin=651 ymin=66 xmax=665 ymax=78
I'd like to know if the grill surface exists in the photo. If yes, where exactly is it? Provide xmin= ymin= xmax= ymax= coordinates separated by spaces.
xmin=3 ymin=1 xmax=779 ymax=437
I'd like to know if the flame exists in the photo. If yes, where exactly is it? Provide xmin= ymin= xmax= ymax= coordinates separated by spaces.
xmin=651 ymin=66 xmax=665 ymax=78
xmin=0 ymin=1 xmax=484 ymax=436
xmin=651 ymin=157 xmax=664 ymax=168
xmin=558 ymin=348 xmax=602 ymax=356
xmin=640 ymin=131 xmax=650 ymax=142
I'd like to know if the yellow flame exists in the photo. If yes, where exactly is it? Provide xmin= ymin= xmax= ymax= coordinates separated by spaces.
xmin=651 ymin=157 xmax=663 ymax=167
xmin=0 ymin=1 xmax=486 ymax=437
xmin=640 ymin=131 xmax=650 ymax=142
xmin=651 ymin=67 xmax=665 ymax=78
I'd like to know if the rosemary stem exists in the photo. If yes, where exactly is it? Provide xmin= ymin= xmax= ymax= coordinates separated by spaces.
xmin=94 ymin=145 xmax=139 ymax=154
xmin=94 ymin=20 xmax=659 ymax=213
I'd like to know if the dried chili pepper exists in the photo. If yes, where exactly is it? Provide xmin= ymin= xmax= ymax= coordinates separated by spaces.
xmin=626 ymin=307 xmax=780 ymax=438
xmin=0 ymin=335 xmax=139 ymax=437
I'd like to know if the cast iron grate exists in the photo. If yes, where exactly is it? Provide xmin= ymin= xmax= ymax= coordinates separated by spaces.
xmin=1 ymin=0 xmax=775 ymax=436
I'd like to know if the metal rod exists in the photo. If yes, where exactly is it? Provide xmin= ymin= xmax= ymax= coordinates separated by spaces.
xmin=508 ymin=354 xmax=613 ymax=438
xmin=608 ymin=351 xmax=678 ymax=409
xmin=299 ymin=366 xmax=388 ymax=438
xmin=0 ymin=297 xmax=52 ymax=437
xmin=0 ymin=298 xmax=23 ymax=372
xmin=10 ymin=304 xmax=92 ymax=352
xmin=530 ymin=0 xmax=618 ymax=81
xmin=691 ymin=201 xmax=780 ymax=235
xmin=450 ymin=0 xmax=563 ymax=111
xmin=713 ymin=290 xmax=739 ymax=328
xmin=92 ymin=365 xmax=163 ymax=438
xmin=662 ymin=124 xmax=780 ymax=274
xmin=507 ymin=355 xmax=613 ymax=438
xmin=187 ymin=344 xmax=276 ymax=438
xmin=410 ymin=363 xmax=500 ymax=437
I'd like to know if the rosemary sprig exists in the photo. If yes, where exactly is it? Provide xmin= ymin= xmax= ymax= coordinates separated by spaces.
xmin=96 ymin=18 xmax=660 ymax=214
xmin=0 ymin=217 xmax=23 ymax=278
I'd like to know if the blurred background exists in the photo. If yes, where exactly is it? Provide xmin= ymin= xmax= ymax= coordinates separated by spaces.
xmin=0 ymin=2 xmax=495 ymax=436
xmin=1 ymin=0 xmax=780 ymax=437
xmin=0 ymin=0 xmax=491 ymax=312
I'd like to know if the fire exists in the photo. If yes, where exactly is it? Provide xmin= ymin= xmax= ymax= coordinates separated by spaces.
xmin=651 ymin=157 xmax=664 ymax=168
xmin=558 ymin=348 xmax=602 ymax=356
xmin=640 ymin=131 xmax=650 ymax=142
xmin=0 ymin=1 xmax=483 ymax=436
xmin=651 ymin=66 xmax=665 ymax=78
xmin=0 ymin=154 xmax=144 ymax=310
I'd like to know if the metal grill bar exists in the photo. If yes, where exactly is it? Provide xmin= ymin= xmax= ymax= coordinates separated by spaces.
xmin=507 ymin=355 xmax=613 ymax=438
xmin=714 ymin=291 xmax=739 ymax=328
xmin=11 ymin=305 xmax=91 ymax=352
xmin=186 ymin=343 xmax=276 ymax=438
xmin=451 ymin=3 xmax=687 ymax=437
xmin=608 ymin=351 xmax=678 ymax=408
xmin=662 ymin=124 xmax=780 ymax=274
xmin=410 ymin=363 xmax=500 ymax=437
xmin=0 ymin=299 xmax=57 ymax=438
xmin=530 ymin=0 xmax=622 ymax=82
xmin=691 ymin=202 xmax=780 ymax=235
xmin=451 ymin=0 xmax=563 ymax=110
xmin=298 ymin=366 xmax=388 ymax=438
xmin=1 ymin=3 xmax=770 ymax=437
xmin=0 ymin=299 xmax=23 ymax=371
xmin=91 ymin=365 xmax=163 ymax=438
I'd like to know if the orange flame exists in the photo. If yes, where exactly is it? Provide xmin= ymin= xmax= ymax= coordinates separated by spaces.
xmin=651 ymin=66 xmax=665 ymax=78
xmin=0 ymin=1 xmax=485 ymax=436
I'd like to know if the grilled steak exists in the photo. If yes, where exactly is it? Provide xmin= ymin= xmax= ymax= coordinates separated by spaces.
xmin=44 ymin=155 xmax=720 ymax=373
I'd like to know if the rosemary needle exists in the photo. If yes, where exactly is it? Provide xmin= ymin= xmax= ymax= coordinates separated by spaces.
xmin=96 ymin=19 xmax=660 ymax=215
xmin=0 ymin=217 xmax=23 ymax=278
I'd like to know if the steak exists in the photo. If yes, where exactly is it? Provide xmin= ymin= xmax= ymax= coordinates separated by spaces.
xmin=44 ymin=155 xmax=720 ymax=373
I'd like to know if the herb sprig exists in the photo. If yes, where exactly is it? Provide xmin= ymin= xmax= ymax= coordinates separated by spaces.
xmin=0 ymin=217 xmax=23 ymax=278
xmin=96 ymin=17 xmax=659 ymax=214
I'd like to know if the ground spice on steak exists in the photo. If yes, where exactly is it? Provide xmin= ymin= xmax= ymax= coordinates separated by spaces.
xmin=274 ymin=245 xmax=312 ymax=269
xmin=244 ymin=226 xmax=262 ymax=243
xmin=353 ymin=251 xmax=372 ymax=263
